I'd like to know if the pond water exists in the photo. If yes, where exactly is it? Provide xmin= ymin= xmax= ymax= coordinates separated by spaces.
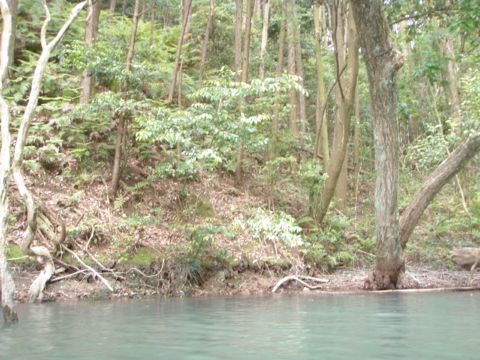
xmin=1 ymin=292 xmax=479 ymax=359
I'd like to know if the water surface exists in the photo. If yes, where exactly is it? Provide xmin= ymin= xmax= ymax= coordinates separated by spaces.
xmin=1 ymin=292 xmax=479 ymax=359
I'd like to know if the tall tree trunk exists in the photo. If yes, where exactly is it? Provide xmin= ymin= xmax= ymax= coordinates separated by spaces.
xmin=199 ymin=0 xmax=215 ymax=80
xmin=0 ymin=0 xmax=18 ymax=323
xmin=313 ymin=3 xmax=329 ymax=166
xmin=149 ymin=0 xmax=156 ymax=47
xmin=110 ymin=0 xmax=141 ymax=197
xmin=293 ymin=4 xmax=306 ymax=133
xmin=400 ymin=134 xmax=480 ymax=248
xmin=109 ymin=0 xmax=116 ymax=18
xmin=286 ymin=0 xmax=297 ymax=134
xmin=235 ymin=0 xmax=254 ymax=184
xmin=316 ymin=4 xmax=359 ymax=223
xmin=79 ymin=0 xmax=101 ymax=104
xmin=167 ymin=0 xmax=192 ymax=102
xmin=122 ymin=0 xmax=127 ymax=16
xmin=234 ymin=0 xmax=243 ymax=79
xmin=241 ymin=0 xmax=254 ymax=83
xmin=443 ymin=36 xmax=461 ymax=134
xmin=269 ymin=12 xmax=286 ymax=160
xmin=258 ymin=0 xmax=269 ymax=81
xmin=3 ymin=0 xmax=17 ymax=70
xmin=351 ymin=0 xmax=404 ymax=290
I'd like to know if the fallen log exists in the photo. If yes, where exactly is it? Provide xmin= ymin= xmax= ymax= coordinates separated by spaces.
xmin=272 ymin=275 xmax=329 ymax=293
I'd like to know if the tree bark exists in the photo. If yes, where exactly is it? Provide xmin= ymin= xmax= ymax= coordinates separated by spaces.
xmin=0 ymin=0 xmax=18 ymax=323
xmin=316 ymin=4 xmax=358 ymax=223
xmin=293 ymin=4 xmax=306 ymax=133
xmin=313 ymin=3 xmax=329 ymax=166
xmin=258 ymin=0 xmax=269 ymax=81
xmin=241 ymin=0 xmax=254 ymax=83
xmin=443 ymin=36 xmax=461 ymax=134
xmin=79 ymin=0 xmax=101 ymax=104
xmin=351 ymin=0 xmax=404 ymax=290
xmin=167 ymin=0 xmax=192 ymax=102
xmin=110 ymin=0 xmax=141 ymax=197
xmin=286 ymin=0 xmax=297 ymax=134
xmin=234 ymin=0 xmax=243 ymax=79
xmin=269 ymin=12 xmax=286 ymax=160
xmin=199 ymin=0 xmax=215 ymax=80
xmin=109 ymin=0 xmax=116 ymax=18
xmin=400 ymin=134 xmax=480 ymax=248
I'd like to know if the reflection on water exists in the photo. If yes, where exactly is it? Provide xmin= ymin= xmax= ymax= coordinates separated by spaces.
xmin=1 ymin=292 xmax=479 ymax=360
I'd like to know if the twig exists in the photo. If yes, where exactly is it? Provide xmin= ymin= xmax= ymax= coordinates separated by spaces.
xmin=50 ymin=269 xmax=88 ymax=283
xmin=125 ymin=260 xmax=165 ymax=279
xmin=7 ymin=255 xmax=29 ymax=261
xmin=61 ymin=245 xmax=113 ymax=292
xmin=272 ymin=275 xmax=328 ymax=293
xmin=85 ymin=225 xmax=95 ymax=250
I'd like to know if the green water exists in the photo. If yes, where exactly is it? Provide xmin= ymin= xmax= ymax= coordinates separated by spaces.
xmin=1 ymin=292 xmax=479 ymax=359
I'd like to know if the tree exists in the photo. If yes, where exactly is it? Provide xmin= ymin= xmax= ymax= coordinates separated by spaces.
xmin=79 ymin=0 xmax=101 ymax=104
xmin=316 ymin=2 xmax=359 ymax=223
xmin=110 ymin=0 xmax=141 ymax=197
xmin=199 ymin=0 xmax=215 ymax=80
xmin=167 ymin=0 xmax=192 ymax=102
xmin=0 ymin=0 xmax=18 ymax=324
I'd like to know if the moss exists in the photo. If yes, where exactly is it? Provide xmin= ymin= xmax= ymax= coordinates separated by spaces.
xmin=6 ymin=244 xmax=31 ymax=264
xmin=125 ymin=247 xmax=160 ymax=266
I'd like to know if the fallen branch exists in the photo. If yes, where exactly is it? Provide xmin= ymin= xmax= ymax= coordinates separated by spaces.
xmin=49 ymin=269 xmax=88 ymax=283
xmin=272 ymin=275 xmax=329 ymax=293
xmin=61 ymin=245 xmax=113 ymax=292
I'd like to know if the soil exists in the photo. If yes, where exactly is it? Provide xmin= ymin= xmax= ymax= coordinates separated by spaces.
xmin=5 ymin=169 xmax=480 ymax=304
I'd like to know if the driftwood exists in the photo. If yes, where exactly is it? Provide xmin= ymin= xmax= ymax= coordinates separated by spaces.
xmin=272 ymin=275 xmax=329 ymax=293
xmin=450 ymin=248 xmax=480 ymax=271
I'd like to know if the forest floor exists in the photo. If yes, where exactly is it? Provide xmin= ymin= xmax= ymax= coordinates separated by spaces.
xmin=6 ymin=166 xmax=480 ymax=303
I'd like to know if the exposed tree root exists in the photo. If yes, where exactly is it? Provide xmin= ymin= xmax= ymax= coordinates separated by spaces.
xmin=272 ymin=275 xmax=328 ymax=293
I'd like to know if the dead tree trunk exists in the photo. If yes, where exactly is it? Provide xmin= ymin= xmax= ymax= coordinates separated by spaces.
xmin=12 ymin=0 xmax=88 ymax=302
xmin=0 ymin=0 xmax=18 ymax=323
xmin=351 ymin=0 xmax=404 ymax=290
xmin=110 ymin=0 xmax=141 ymax=197
xmin=167 ymin=0 xmax=192 ymax=102
xmin=293 ymin=4 xmax=306 ymax=133
xmin=400 ymin=135 xmax=480 ymax=248
xmin=79 ymin=0 xmax=101 ymax=104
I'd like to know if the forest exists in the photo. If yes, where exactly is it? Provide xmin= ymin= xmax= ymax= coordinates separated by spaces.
xmin=0 ymin=0 xmax=479 ymax=324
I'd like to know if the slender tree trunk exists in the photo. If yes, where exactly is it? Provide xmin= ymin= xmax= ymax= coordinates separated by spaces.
xmin=110 ymin=0 xmax=141 ymax=197
xmin=317 ymin=5 xmax=358 ymax=223
xmin=293 ymin=6 xmax=306 ymax=133
xmin=313 ymin=3 xmax=329 ymax=166
xmin=353 ymin=85 xmax=360 ymax=197
xmin=258 ymin=0 xmax=269 ymax=81
xmin=351 ymin=0 xmax=404 ymax=290
xmin=286 ymin=0 xmax=297 ymax=134
xmin=443 ymin=36 xmax=461 ymax=134
xmin=109 ymin=0 xmax=116 ymax=18
xmin=241 ymin=0 xmax=254 ymax=83
xmin=0 ymin=0 xmax=18 ymax=323
xmin=167 ymin=0 xmax=192 ymax=102
xmin=235 ymin=0 xmax=254 ymax=184
xmin=234 ymin=0 xmax=243 ymax=79
xmin=122 ymin=0 xmax=127 ymax=16
xmin=199 ymin=0 xmax=215 ymax=80
xmin=79 ymin=0 xmax=101 ymax=104
xmin=269 ymin=13 xmax=286 ymax=160
xmin=149 ymin=0 xmax=156 ymax=47
xmin=400 ymin=134 xmax=480 ymax=248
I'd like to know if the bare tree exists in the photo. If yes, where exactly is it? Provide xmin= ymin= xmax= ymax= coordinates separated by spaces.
xmin=234 ymin=0 xmax=243 ymax=79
